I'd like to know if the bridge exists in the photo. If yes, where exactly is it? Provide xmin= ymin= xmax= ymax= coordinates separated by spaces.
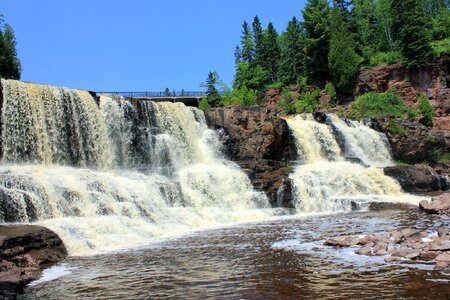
xmin=98 ymin=91 xmax=205 ymax=107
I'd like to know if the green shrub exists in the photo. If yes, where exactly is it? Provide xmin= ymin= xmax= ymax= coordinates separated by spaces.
xmin=348 ymin=92 xmax=416 ymax=119
xmin=276 ymin=100 xmax=296 ymax=115
xmin=366 ymin=51 xmax=402 ymax=68
xmin=221 ymin=86 xmax=257 ymax=106
xmin=431 ymin=38 xmax=450 ymax=58
xmin=198 ymin=97 xmax=211 ymax=110
xmin=294 ymin=88 xmax=320 ymax=113
xmin=431 ymin=148 xmax=450 ymax=163
xmin=265 ymin=82 xmax=285 ymax=89
xmin=324 ymin=82 xmax=337 ymax=107
xmin=388 ymin=120 xmax=406 ymax=136
xmin=418 ymin=93 xmax=434 ymax=127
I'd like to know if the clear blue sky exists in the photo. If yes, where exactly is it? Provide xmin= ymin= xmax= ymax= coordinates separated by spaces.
xmin=2 ymin=0 xmax=306 ymax=92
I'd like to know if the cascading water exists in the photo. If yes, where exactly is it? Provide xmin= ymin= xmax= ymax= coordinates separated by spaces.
xmin=286 ymin=114 xmax=417 ymax=213
xmin=0 ymin=79 xmax=272 ymax=255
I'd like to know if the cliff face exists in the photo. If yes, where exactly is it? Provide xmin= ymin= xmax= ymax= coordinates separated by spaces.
xmin=204 ymin=106 xmax=296 ymax=207
xmin=356 ymin=56 xmax=450 ymax=131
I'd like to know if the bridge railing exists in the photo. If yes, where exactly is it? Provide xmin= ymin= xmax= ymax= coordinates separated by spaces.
xmin=98 ymin=91 xmax=206 ymax=97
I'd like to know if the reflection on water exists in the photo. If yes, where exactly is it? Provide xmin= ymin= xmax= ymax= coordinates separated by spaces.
xmin=21 ymin=210 xmax=450 ymax=299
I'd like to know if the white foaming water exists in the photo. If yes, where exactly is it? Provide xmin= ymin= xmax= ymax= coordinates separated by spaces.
xmin=286 ymin=114 xmax=420 ymax=213
xmin=0 ymin=80 xmax=272 ymax=255
xmin=29 ymin=264 xmax=76 ymax=286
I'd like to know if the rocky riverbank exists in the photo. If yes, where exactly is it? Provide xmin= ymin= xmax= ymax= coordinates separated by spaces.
xmin=0 ymin=225 xmax=67 ymax=299
xmin=325 ymin=193 xmax=450 ymax=270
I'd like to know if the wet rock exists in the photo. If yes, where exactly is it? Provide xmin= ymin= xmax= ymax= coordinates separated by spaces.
xmin=430 ymin=240 xmax=450 ymax=251
xmin=355 ymin=246 xmax=373 ymax=256
xmin=420 ymin=193 xmax=450 ymax=215
xmin=406 ymin=252 xmax=421 ymax=259
xmin=437 ymin=226 xmax=449 ymax=237
xmin=419 ymin=251 xmax=440 ymax=260
xmin=436 ymin=253 xmax=450 ymax=263
xmin=384 ymin=256 xmax=401 ymax=263
xmin=434 ymin=261 xmax=450 ymax=270
xmin=0 ymin=225 xmax=67 ymax=299
xmin=204 ymin=106 xmax=296 ymax=206
xmin=367 ymin=202 xmax=415 ymax=211
xmin=324 ymin=236 xmax=358 ymax=247
xmin=384 ymin=165 xmax=447 ymax=193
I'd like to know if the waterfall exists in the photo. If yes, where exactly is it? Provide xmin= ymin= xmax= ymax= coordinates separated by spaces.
xmin=0 ymin=80 xmax=271 ymax=255
xmin=286 ymin=114 xmax=417 ymax=213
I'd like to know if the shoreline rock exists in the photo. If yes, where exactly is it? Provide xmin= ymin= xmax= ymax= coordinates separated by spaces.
xmin=419 ymin=193 xmax=450 ymax=215
xmin=384 ymin=165 xmax=449 ymax=193
xmin=0 ymin=225 xmax=68 ymax=300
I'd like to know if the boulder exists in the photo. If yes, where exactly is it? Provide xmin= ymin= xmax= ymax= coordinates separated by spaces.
xmin=419 ymin=193 xmax=450 ymax=215
xmin=384 ymin=165 xmax=448 ymax=192
xmin=0 ymin=225 xmax=67 ymax=299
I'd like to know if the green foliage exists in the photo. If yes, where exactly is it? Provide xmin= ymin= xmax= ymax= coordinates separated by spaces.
xmin=418 ymin=93 xmax=434 ymax=127
xmin=198 ymin=97 xmax=212 ymax=110
xmin=294 ymin=89 xmax=320 ymax=113
xmin=164 ymin=88 xmax=171 ymax=96
xmin=391 ymin=0 xmax=433 ymax=68
xmin=431 ymin=38 xmax=450 ymax=57
xmin=431 ymin=8 xmax=450 ymax=40
xmin=222 ymin=86 xmax=257 ymax=106
xmin=233 ymin=62 xmax=269 ymax=91
xmin=261 ymin=22 xmax=281 ymax=83
xmin=431 ymin=148 xmax=450 ymax=163
xmin=240 ymin=21 xmax=254 ymax=64
xmin=302 ymin=0 xmax=331 ymax=84
xmin=203 ymin=71 xmax=222 ymax=107
xmin=395 ymin=159 xmax=411 ymax=166
xmin=328 ymin=5 xmax=362 ymax=94
xmin=278 ymin=17 xmax=307 ymax=86
xmin=276 ymin=99 xmax=296 ymax=115
xmin=388 ymin=119 xmax=407 ymax=136
xmin=348 ymin=92 xmax=415 ymax=119
xmin=324 ymin=82 xmax=337 ymax=106
xmin=366 ymin=51 xmax=402 ymax=67
xmin=0 ymin=19 xmax=21 ymax=79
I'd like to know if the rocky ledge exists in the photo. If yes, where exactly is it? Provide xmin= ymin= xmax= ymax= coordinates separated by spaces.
xmin=0 ymin=225 xmax=68 ymax=300
xmin=419 ymin=193 xmax=450 ymax=215
xmin=384 ymin=165 xmax=449 ymax=192
xmin=204 ymin=106 xmax=296 ymax=206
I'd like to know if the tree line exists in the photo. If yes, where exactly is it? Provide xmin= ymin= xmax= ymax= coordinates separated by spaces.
xmin=0 ymin=14 xmax=21 ymax=80
xmin=202 ymin=0 xmax=449 ymax=108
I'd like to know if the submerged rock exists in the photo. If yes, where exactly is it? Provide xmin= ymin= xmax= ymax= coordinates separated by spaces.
xmin=0 ymin=225 xmax=67 ymax=299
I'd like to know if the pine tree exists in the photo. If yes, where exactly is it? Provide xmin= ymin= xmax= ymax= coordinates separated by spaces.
xmin=392 ymin=0 xmax=433 ymax=68
xmin=164 ymin=88 xmax=171 ymax=96
xmin=240 ymin=21 xmax=254 ymax=64
xmin=205 ymin=71 xmax=221 ymax=107
xmin=278 ymin=17 xmax=307 ymax=86
xmin=328 ymin=5 xmax=361 ymax=94
xmin=263 ymin=23 xmax=281 ymax=83
xmin=302 ymin=0 xmax=331 ymax=84
xmin=252 ymin=16 xmax=264 ymax=67
xmin=0 ymin=18 xmax=21 ymax=80
xmin=234 ymin=45 xmax=242 ymax=65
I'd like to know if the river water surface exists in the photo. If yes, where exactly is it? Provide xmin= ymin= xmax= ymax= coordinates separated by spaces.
xmin=20 ymin=210 xmax=450 ymax=299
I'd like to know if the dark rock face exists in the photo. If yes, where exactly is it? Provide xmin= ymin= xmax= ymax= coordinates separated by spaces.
xmin=384 ymin=165 xmax=449 ymax=192
xmin=371 ymin=117 xmax=450 ymax=168
xmin=204 ymin=106 xmax=295 ymax=206
xmin=0 ymin=225 xmax=68 ymax=299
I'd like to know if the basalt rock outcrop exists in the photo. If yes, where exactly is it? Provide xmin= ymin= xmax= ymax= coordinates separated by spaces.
xmin=384 ymin=165 xmax=449 ymax=193
xmin=356 ymin=56 xmax=450 ymax=131
xmin=0 ymin=225 xmax=68 ymax=299
xmin=371 ymin=117 xmax=450 ymax=170
xmin=204 ymin=106 xmax=296 ymax=207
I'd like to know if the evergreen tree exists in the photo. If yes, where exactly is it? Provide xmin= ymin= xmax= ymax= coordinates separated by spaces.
xmin=375 ymin=0 xmax=395 ymax=52
xmin=234 ymin=45 xmax=242 ymax=65
xmin=240 ymin=21 xmax=254 ymax=64
xmin=328 ymin=5 xmax=362 ymax=94
xmin=252 ymin=16 xmax=264 ymax=67
xmin=278 ymin=17 xmax=307 ymax=86
xmin=302 ymin=0 xmax=331 ymax=84
xmin=262 ymin=23 xmax=281 ymax=83
xmin=164 ymin=88 xmax=171 ymax=96
xmin=180 ymin=89 xmax=186 ymax=96
xmin=233 ymin=61 xmax=269 ymax=91
xmin=392 ymin=0 xmax=433 ymax=68
xmin=205 ymin=71 xmax=222 ymax=107
xmin=0 ymin=17 xmax=21 ymax=80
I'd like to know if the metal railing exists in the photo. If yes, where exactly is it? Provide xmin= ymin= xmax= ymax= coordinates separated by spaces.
xmin=98 ymin=91 xmax=206 ymax=97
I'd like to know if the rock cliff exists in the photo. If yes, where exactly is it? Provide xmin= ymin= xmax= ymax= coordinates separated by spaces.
xmin=204 ymin=106 xmax=296 ymax=207
xmin=356 ymin=56 xmax=450 ymax=131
